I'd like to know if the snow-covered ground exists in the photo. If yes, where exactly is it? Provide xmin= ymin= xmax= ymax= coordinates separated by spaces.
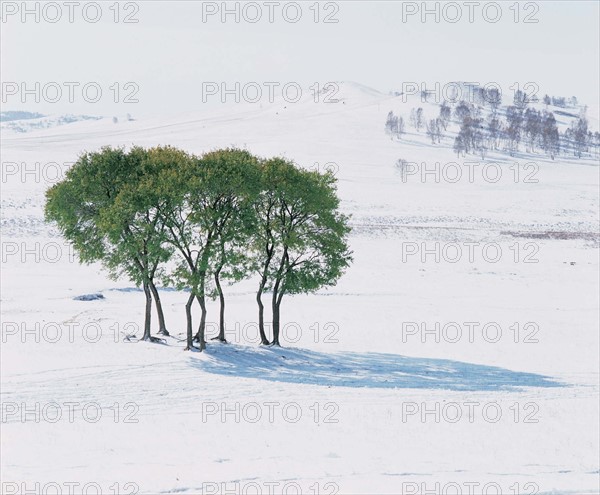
xmin=1 ymin=83 xmax=599 ymax=494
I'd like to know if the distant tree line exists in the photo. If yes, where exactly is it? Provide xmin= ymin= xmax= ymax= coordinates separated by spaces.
xmin=45 ymin=147 xmax=352 ymax=351
xmin=385 ymin=89 xmax=600 ymax=161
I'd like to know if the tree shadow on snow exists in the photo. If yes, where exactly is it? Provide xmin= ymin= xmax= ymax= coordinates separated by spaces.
xmin=190 ymin=344 xmax=562 ymax=391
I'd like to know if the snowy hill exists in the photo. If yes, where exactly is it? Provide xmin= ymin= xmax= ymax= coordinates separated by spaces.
xmin=0 ymin=112 xmax=103 ymax=134
xmin=1 ymin=81 xmax=599 ymax=494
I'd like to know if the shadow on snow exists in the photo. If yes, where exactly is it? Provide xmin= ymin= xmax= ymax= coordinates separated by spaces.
xmin=190 ymin=344 xmax=562 ymax=391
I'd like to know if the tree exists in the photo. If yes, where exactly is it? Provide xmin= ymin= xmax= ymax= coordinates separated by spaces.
xmin=155 ymin=148 xmax=263 ymax=350
xmin=572 ymin=117 xmax=589 ymax=158
xmin=513 ymin=89 xmax=529 ymax=110
xmin=543 ymin=94 xmax=551 ymax=107
xmin=409 ymin=109 xmax=417 ymax=129
xmin=453 ymin=134 xmax=466 ymax=157
xmin=98 ymin=147 xmax=175 ymax=339
xmin=426 ymin=119 xmax=442 ymax=144
xmin=435 ymin=118 xmax=443 ymax=142
xmin=472 ymin=119 xmax=486 ymax=159
xmin=454 ymin=101 xmax=471 ymax=122
xmin=385 ymin=111 xmax=395 ymax=133
xmin=439 ymin=102 xmax=451 ymax=130
xmin=199 ymin=149 xmax=261 ymax=343
xmin=251 ymin=169 xmax=279 ymax=345
xmin=524 ymin=108 xmax=541 ymax=153
xmin=426 ymin=119 xmax=436 ymax=144
xmin=487 ymin=113 xmax=502 ymax=150
xmin=45 ymin=146 xmax=172 ymax=341
xmin=395 ymin=115 xmax=405 ymax=138
xmin=541 ymin=112 xmax=560 ymax=159
xmin=252 ymin=158 xmax=352 ymax=346
xmin=486 ymin=87 xmax=501 ymax=111
xmin=409 ymin=108 xmax=424 ymax=131
xmin=415 ymin=108 xmax=424 ymax=131
xmin=385 ymin=111 xmax=404 ymax=139
xmin=455 ymin=115 xmax=483 ymax=155
xmin=504 ymin=106 xmax=523 ymax=155
xmin=154 ymin=150 xmax=219 ymax=351
xmin=473 ymin=87 xmax=486 ymax=106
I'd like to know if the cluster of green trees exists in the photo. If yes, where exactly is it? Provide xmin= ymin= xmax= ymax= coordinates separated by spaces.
xmin=45 ymin=146 xmax=352 ymax=351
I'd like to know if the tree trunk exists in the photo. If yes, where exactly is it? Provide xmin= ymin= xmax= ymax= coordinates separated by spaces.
xmin=214 ymin=266 xmax=226 ymax=342
xmin=192 ymin=271 xmax=208 ymax=351
xmin=184 ymin=292 xmax=195 ymax=351
xmin=270 ymin=249 xmax=287 ymax=347
xmin=142 ymin=282 xmax=152 ymax=341
xmin=271 ymin=289 xmax=281 ymax=347
xmin=255 ymin=245 xmax=273 ymax=345
xmin=192 ymin=269 xmax=207 ymax=349
xmin=192 ymin=244 xmax=211 ymax=350
xmin=149 ymin=281 xmax=169 ymax=336
xmin=256 ymin=279 xmax=270 ymax=345
xmin=193 ymin=294 xmax=207 ymax=351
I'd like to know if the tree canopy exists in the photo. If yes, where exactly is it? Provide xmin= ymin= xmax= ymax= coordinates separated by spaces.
xmin=45 ymin=146 xmax=352 ymax=350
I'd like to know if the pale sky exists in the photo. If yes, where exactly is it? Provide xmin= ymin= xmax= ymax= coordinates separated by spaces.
xmin=1 ymin=1 xmax=599 ymax=117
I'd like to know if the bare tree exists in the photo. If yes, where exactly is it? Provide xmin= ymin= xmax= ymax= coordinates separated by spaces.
xmin=385 ymin=111 xmax=405 ymax=139
xmin=540 ymin=112 xmax=560 ymax=160
xmin=439 ymin=102 xmax=451 ymax=130
xmin=415 ymin=108 xmax=424 ymax=131
xmin=426 ymin=119 xmax=442 ymax=144
xmin=572 ymin=117 xmax=589 ymax=158
xmin=504 ymin=106 xmax=523 ymax=155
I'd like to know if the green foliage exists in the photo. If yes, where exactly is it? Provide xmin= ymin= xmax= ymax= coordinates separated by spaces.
xmin=255 ymin=157 xmax=352 ymax=298
xmin=97 ymin=146 xmax=176 ymax=285
xmin=201 ymin=149 xmax=262 ymax=291
xmin=45 ymin=146 xmax=131 ymax=265
xmin=45 ymin=145 xmax=353 ymax=347
xmin=45 ymin=146 xmax=175 ymax=286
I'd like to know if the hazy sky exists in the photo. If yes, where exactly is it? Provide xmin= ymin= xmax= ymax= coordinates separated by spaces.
xmin=1 ymin=1 xmax=599 ymax=117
